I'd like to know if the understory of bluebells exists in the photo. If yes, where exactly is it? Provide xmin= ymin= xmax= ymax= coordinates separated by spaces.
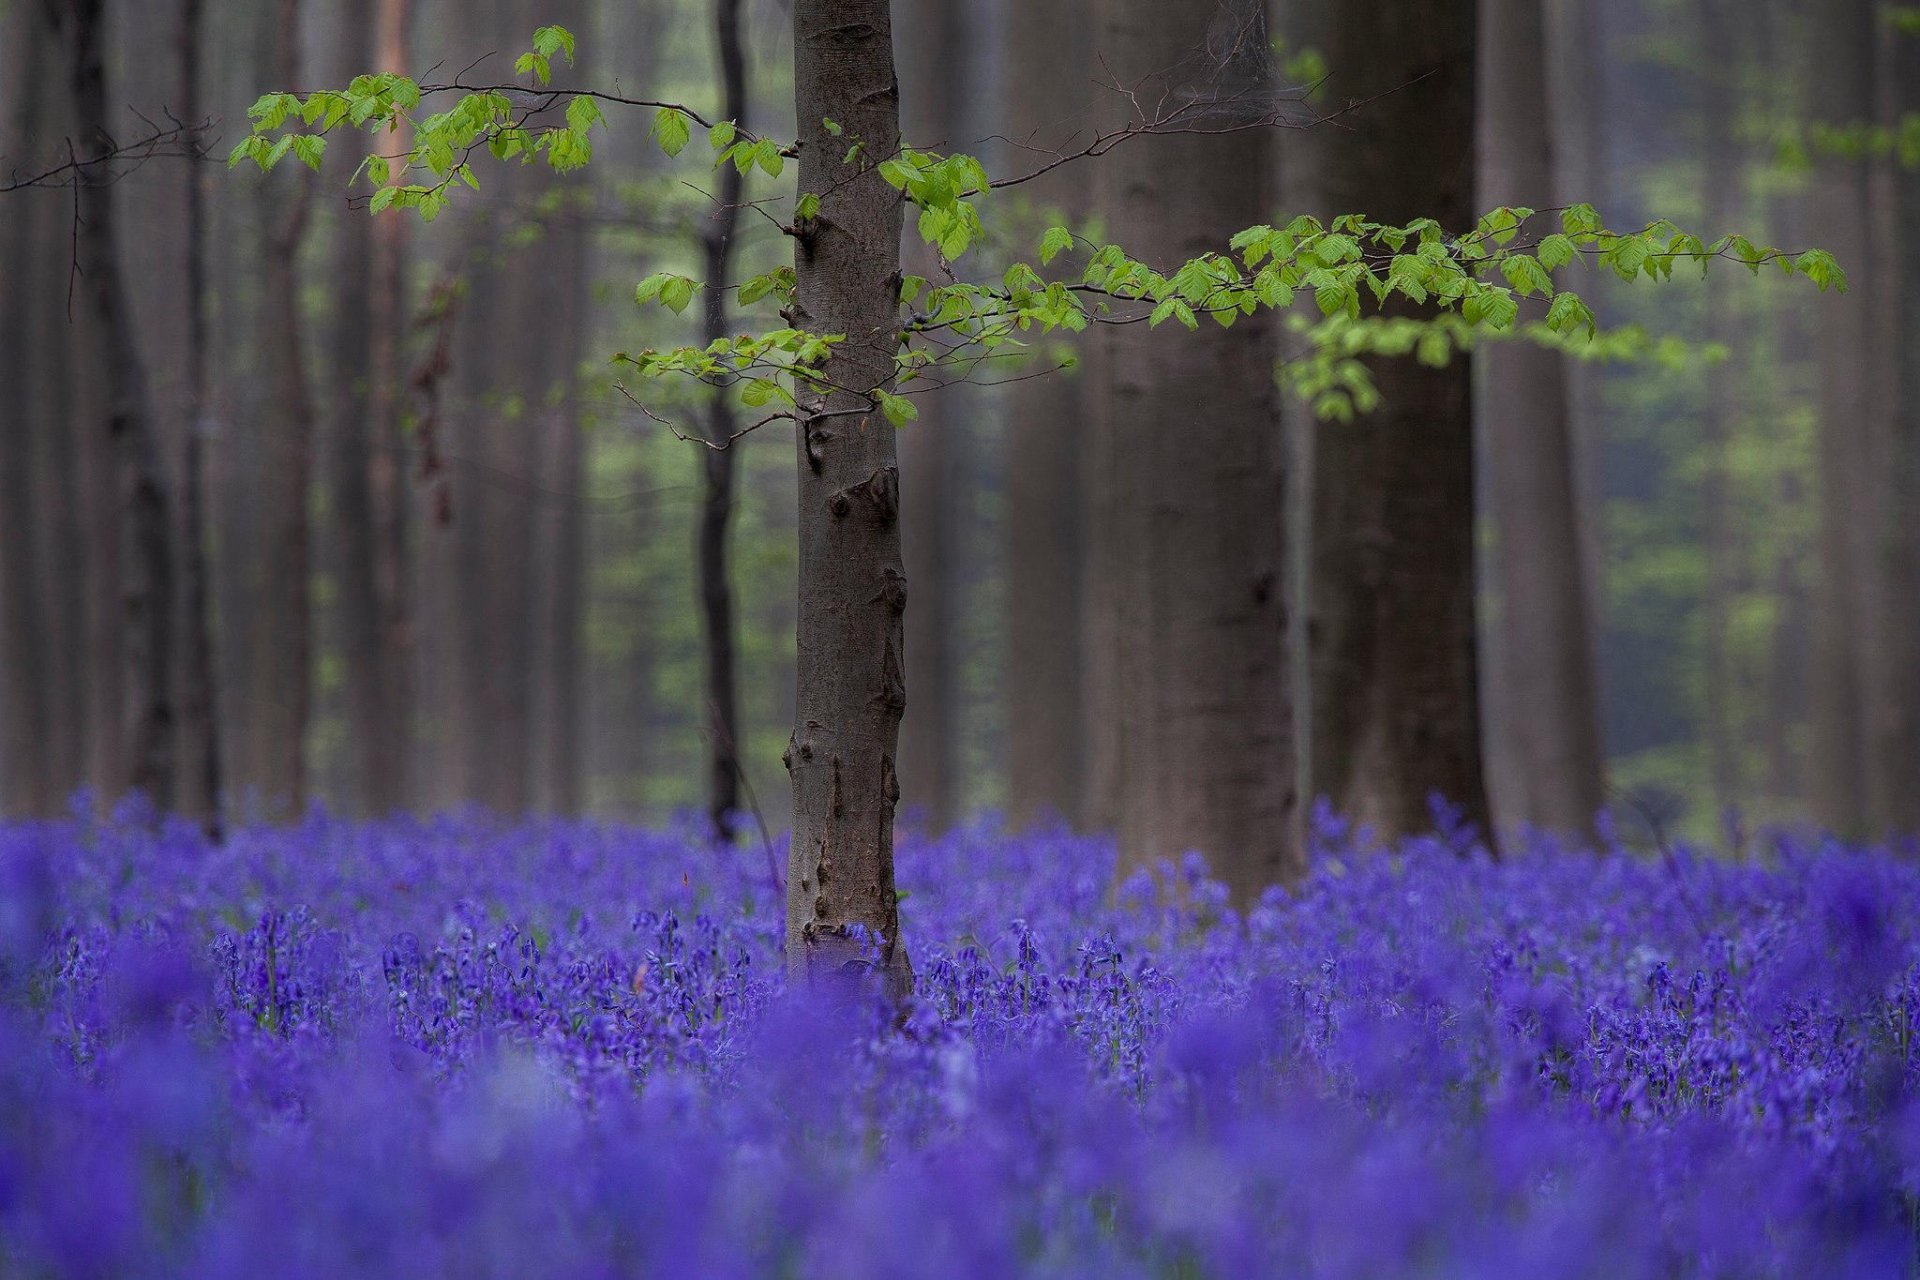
xmin=3 ymin=799 xmax=1920 ymax=1278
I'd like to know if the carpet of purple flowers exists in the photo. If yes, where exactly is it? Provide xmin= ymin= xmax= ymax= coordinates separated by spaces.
xmin=2 ymin=798 xmax=1918 ymax=1277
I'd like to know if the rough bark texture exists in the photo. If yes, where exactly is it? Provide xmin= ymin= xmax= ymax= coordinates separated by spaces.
xmin=892 ymin=0 xmax=967 ymax=834
xmin=785 ymin=0 xmax=912 ymax=994
xmin=1084 ymin=0 xmax=1301 ymax=902
xmin=177 ymin=0 xmax=222 ymax=828
xmin=1478 ymin=0 xmax=1604 ymax=844
xmin=1805 ymin=0 xmax=1875 ymax=835
xmin=1001 ymin=0 xmax=1089 ymax=831
xmin=1310 ymin=0 xmax=1487 ymax=840
xmin=696 ymin=0 xmax=749 ymax=841
xmin=50 ymin=0 xmax=177 ymax=809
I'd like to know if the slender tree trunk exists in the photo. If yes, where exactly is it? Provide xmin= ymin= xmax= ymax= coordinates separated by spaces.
xmin=1864 ymin=13 xmax=1920 ymax=836
xmin=785 ymin=0 xmax=911 ymax=993
xmin=237 ymin=0 xmax=314 ymax=815
xmin=0 ymin=0 xmax=54 ymax=816
xmin=891 ymin=0 xmax=968 ymax=834
xmin=48 ymin=0 xmax=177 ymax=810
xmin=176 ymin=0 xmax=222 ymax=830
xmin=695 ymin=0 xmax=749 ymax=841
xmin=1805 ymin=0 xmax=1876 ymax=835
xmin=1310 ymin=0 xmax=1486 ymax=840
xmin=1082 ymin=0 xmax=1301 ymax=901
xmin=1001 ymin=0 xmax=1089 ymax=831
xmin=1478 ymin=0 xmax=1604 ymax=844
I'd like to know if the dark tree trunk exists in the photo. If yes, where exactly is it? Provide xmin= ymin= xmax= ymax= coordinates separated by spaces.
xmin=48 ymin=0 xmax=177 ymax=810
xmin=696 ymin=0 xmax=749 ymax=842
xmin=1084 ymin=0 xmax=1301 ymax=901
xmin=1478 ymin=0 xmax=1605 ymax=844
xmin=1 ymin=0 xmax=54 ymax=816
xmin=892 ymin=0 xmax=969 ymax=835
xmin=785 ymin=0 xmax=911 ymax=994
xmin=239 ymin=0 xmax=314 ymax=815
xmin=177 ymin=0 xmax=222 ymax=829
xmin=1000 ymin=0 xmax=1089 ymax=832
xmin=1309 ymin=0 xmax=1486 ymax=840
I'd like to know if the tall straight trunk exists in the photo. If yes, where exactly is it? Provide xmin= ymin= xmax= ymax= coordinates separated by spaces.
xmin=785 ymin=0 xmax=911 ymax=992
xmin=1001 ymin=0 xmax=1089 ymax=831
xmin=328 ymin=0 xmax=393 ymax=817
xmin=49 ymin=0 xmax=177 ymax=809
xmin=1863 ymin=12 xmax=1920 ymax=836
xmin=177 ymin=0 xmax=221 ymax=827
xmin=1083 ymin=0 xmax=1300 ymax=901
xmin=366 ymin=0 xmax=414 ymax=813
xmin=1309 ymin=0 xmax=1486 ymax=840
xmin=694 ymin=0 xmax=749 ymax=841
xmin=1698 ymin=0 xmax=1744 ymax=823
xmin=1477 ymin=0 xmax=1604 ymax=843
xmin=892 ymin=0 xmax=968 ymax=833
xmin=0 ymin=0 xmax=54 ymax=816
xmin=239 ymin=0 xmax=314 ymax=814
xmin=1805 ymin=0 xmax=1876 ymax=835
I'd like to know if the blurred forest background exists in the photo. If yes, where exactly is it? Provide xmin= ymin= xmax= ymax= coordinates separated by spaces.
xmin=1 ymin=0 xmax=1915 ymax=846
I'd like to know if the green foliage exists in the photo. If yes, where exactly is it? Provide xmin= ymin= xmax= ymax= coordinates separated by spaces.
xmin=236 ymin=26 xmax=1842 ymax=431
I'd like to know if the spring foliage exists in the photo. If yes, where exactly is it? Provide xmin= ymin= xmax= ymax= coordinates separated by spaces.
xmin=233 ymin=26 xmax=1846 ymax=427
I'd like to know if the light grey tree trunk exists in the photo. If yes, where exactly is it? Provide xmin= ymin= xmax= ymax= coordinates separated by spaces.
xmin=1083 ymin=0 xmax=1301 ymax=901
xmin=1478 ymin=0 xmax=1605 ymax=844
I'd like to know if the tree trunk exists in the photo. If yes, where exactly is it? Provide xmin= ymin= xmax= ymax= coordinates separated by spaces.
xmin=1478 ymin=0 xmax=1605 ymax=844
xmin=785 ymin=0 xmax=911 ymax=994
xmin=176 ymin=0 xmax=222 ymax=829
xmin=1309 ymin=0 xmax=1486 ymax=840
xmin=0 ymin=0 xmax=54 ymax=816
xmin=999 ymin=0 xmax=1089 ymax=831
xmin=1083 ymin=0 xmax=1301 ymax=901
xmin=695 ymin=0 xmax=749 ymax=841
xmin=1805 ymin=0 xmax=1876 ymax=836
xmin=891 ymin=0 xmax=970 ymax=834
xmin=49 ymin=0 xmax=177 ymax=810
xmin=237 ymin=0 xmax=314 ymax=815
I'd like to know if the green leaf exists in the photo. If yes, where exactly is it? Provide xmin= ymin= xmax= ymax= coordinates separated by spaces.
xmin=1537 ymin=233 xmax=1577 ymax=271
xmin=1039 ymin=225 xmax=1074 ymax=266
xmin=795 ymin=193 xmax=821 ymax=222
xmin=709 ymin=120 xmax=737 ymax=151
xmin=661 ymin=276 xmax=698 ymax=314
xmin=532 ymin=25 xmax=576 ymax=63
xmin=651 ymin=107 xmax=691 ymax=158
xmin=877 ymin=391 xmax=918 ymax=427
xmin=566 ymin=96 xmax=602 ymax=136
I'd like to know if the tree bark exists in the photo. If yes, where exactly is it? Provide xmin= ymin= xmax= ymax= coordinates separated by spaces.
xmin=695 ymin=0 xmax=749 ymax=841
xmin=891 ymin=0 xmax=968 ymax=834
xmin=785 ymin=0 xmax=912 ymax=994
xmin=1478 ymin=0 xmax=1605 ymax=844
xmin=1000 ymin=0 xmax=1089 ymax=831
xmin=1309 ymin=0 xmax=1486 ymax=840
xmin=1084 ymin=0 xmax=1301 ymax=901
xmin=1 ymin=0 xmax=54 ymax=816
xmin=48 ymin=0 xmax=177 ymax=810
xmin=1805 ymin=0 xmax=1876 ymax=835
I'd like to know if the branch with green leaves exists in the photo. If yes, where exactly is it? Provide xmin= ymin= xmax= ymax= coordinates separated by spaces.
xmin=235 ymin=24 xmax=1846 ymax=441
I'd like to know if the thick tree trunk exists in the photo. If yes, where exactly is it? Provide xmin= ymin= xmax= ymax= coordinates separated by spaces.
xmin=1478 ymin=0 xmax=1604 ymax=844
xmin=891 ymin=0 xmax=969 ymax=834
xmin=0 ymin=0 xmax=54 ymax=816
xmin=695 ymin=0 xmax=749 ymax=841
xmin=1000 ymin=0 xmax=1089 ymax=831
xmin=176 ymin=0 xmax=222 ymax=829
xmin=785 ymin=0 xmax=911 ymax=993
xmin=1309 ymin=0 xmax=1486 ymax=840
xmin=1805 ymin=0 xmax=1876 ymax=836
xmin=1083 ymin=0 xmax=1301 ymax=901
xmin=50 ymin=0 xmax=177 ymax=810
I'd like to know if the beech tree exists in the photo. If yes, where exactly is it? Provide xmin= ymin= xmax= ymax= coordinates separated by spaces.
xmin=236 ymin=4 xmax=1843 ymax=989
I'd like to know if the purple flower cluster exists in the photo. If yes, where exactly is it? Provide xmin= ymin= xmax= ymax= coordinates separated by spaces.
xmin=2 ymin=801 xmax=1917 ymax=1277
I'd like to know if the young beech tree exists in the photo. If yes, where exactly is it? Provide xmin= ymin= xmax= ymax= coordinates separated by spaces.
xmin=236 ymin=6 xmax=1842 ymax=994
